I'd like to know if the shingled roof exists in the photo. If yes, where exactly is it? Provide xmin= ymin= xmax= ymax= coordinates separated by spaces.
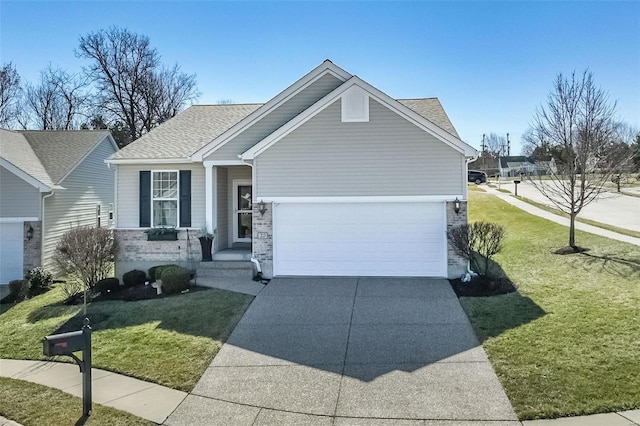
xmin=0 ymin=129 xmax=112 ymax=187
xmin=110 ymin=98 xmax=460 ymax=161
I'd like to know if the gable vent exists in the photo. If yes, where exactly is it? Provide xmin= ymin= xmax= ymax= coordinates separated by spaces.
xmin=341 ymin=86 xmax=369 ymax=122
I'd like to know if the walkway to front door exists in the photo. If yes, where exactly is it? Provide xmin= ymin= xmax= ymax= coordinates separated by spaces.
xmin=165 ymin=277 xmax=518 ymax=425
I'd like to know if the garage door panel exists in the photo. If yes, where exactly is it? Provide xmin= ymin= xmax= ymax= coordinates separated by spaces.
xmin=0 ymin=222 xmax=24 ymax=283
xmin=274 ymin=202 xmax=446 ymax=277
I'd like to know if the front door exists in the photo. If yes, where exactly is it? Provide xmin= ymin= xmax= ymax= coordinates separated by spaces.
xmin=232 ymin=180 xmax=252 ymax=243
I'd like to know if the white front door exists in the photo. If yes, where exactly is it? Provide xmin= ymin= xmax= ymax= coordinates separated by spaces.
xmin=232 ymin=180 xmax=252 ymax=243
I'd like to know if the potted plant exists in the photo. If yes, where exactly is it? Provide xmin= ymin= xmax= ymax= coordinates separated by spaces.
xmin=198 ymin=228 xmax=215 ymax=262
xmin=145 ymin=227 xmax=178 ymax=241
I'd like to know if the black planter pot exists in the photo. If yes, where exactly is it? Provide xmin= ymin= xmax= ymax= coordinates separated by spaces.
xmin=199 ymin=237 xmax=213 ymax=262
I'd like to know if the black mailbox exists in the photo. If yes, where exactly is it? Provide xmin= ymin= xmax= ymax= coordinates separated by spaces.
xmin=43 ymin=330 xmax=86 ymax=356
xmin=514 ymin=179 xmax=521 ymax=184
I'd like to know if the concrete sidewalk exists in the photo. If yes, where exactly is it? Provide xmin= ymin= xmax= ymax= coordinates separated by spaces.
xmin=165 ymin=277 xmax=519 ymax=425
xmin=482 ymin=185 xmax=640 ymax=246
xmin=0 ymin=359 xmax=186 ymax=424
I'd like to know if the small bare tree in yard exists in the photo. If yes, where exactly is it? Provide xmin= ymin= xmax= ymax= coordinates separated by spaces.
xmin=54 ymin=227 xmax=119 ymax=297
xmin=447 ymin=222 xmax=505 ymax=279
xmin=526 ymin=71 xmax=630 ymax=250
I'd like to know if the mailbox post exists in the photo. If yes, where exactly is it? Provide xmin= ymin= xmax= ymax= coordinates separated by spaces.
xmin=43 ymin=318 xmax=92 ymax=417
xmin=513 ymin=179 xmax=521 ymax=197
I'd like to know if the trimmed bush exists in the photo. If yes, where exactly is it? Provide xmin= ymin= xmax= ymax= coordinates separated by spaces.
xmin=8 ymin=280 xmax=29 ymax=301
xmin=25 ymin=267 xmax=53 ymax=295
xmin=160 ymin=266 xmax=191 ymax=295
xmin=96 ymin=277 xmax=121 ymax=294
xmin=122 ymin=270 xmax=146 ymax=287
xmin=150 ymin=264 xmax=180 ymax=283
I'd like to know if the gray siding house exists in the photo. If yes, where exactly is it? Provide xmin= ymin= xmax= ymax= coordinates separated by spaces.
xmin=107 ymin=61 xmax=477 ymax=280
xmin=0 ymin=129 xmax=118 ymax=283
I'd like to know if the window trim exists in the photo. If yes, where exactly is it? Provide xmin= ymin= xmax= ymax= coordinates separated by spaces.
xmin=151 ymin=170 xmax=180 ymax=228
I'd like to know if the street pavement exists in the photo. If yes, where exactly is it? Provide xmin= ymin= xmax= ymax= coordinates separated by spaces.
xmin=493 ymin=180 xmax=640 ymax=233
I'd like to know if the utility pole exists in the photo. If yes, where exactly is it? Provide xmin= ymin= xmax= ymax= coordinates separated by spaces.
xmin=506 ymin=132 xmax=510 ymax=156
xmin=481 ymin=133 xmax=486 ymax=172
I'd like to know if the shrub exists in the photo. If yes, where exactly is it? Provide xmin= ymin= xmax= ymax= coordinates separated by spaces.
xmin=160 ymin=266 xmax=191 ymax=295
xmin=96 ymin=277 xmax=121 ymax=294
xmin=53 ymin=226 xmax=118 ymax=292
xmin=150 ymin=264 xmax=180 ymax=283
xmin=122 ymin=270 xmax=146 ymax=287
xmin=447 ymin=221 xmax=505 ymax=278
xmin=25 ymin=267 xmax=53 ymax=294
xmin=60 ymin=280 xmax=83 ymax=299
xmin=8 ymin=279 xmax=29 ymax=301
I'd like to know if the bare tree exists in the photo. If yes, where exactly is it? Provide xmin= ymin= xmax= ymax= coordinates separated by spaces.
xmin=0 ymin=62 xmax=22 ymax=128
xmin=483 ymin=132 xmax=508 ymax=159
xmin=527 ymin=71 xmax=627 ymax=250
xmin=77 ymin=27 xmax=198 ymax=146
xmin=23 ymin=66 xmax=89 ymax=130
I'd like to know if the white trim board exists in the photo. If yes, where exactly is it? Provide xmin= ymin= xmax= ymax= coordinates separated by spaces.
xmin=0 ymin=159 xmax=52 ymax=192
xmin=0 ymin=217 xmax=39 ymax=223
xmin=262 ymin=195 xmax=464 ymax=204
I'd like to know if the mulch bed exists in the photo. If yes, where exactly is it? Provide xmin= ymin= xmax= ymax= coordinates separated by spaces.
xmin=449 ymin=276 xmax=516 ymax=298
xmin=63 ymin=283 xmax=207 ymax=305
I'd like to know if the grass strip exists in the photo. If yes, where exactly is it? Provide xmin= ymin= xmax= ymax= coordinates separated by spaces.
xmin=463 ymin=191 xmax=640 ymax=419
xmin=514 ymin=195 xmax=640 ymax=239
xmin=0 ymin=286 xmax=253 ymax=391
xmin=0 ymin=377 xmax=153 ymax=426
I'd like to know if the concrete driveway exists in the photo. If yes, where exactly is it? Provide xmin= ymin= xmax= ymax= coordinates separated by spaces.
xmin=165 ymin=277 xmax=519 ymax=425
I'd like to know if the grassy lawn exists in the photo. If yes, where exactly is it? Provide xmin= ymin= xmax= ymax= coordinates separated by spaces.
xmin=463 ymin=191 xmax=640 ymax=419
xmin=0 ymin=377 xmax=153 ymax=426
xmin=0 ymin=286 xmax=253 ymax=391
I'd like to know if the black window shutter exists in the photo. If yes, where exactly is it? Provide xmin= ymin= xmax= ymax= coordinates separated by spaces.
xmin=139 ymin=171 xmax=151 ymax=227
xmin=179 ymin=170 xmax=191 ymax=227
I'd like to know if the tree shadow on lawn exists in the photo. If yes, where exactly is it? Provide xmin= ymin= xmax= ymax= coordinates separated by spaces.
xmin=455 ymin=257 xmax=546 ymax=343
xmin=576 ymin=251 xmax=640 ymax=278
xmin=26 ymin=287 xmax=253 ymax=339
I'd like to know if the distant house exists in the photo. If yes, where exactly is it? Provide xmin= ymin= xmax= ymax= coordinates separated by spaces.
xmin=499 ymin=156 xmax=537 ymax=178
xmin=106 ymin=60 xmax=477 ymax=280
xmin=0 ymin=129 xmax=118 ymax=283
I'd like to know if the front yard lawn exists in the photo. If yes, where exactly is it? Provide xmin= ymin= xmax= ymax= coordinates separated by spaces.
xmin=463 ymin=191 xmax=640 ymax=419
xmin=0 ymin=377 xmax=153 ymax=426
xmin=0 ymin=286 xmax=253 ymax=392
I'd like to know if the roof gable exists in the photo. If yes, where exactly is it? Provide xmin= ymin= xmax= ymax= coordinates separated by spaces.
xmin=0 ymin=129 xmax=54 ymax=190
xmin=190 ymin=60 xmax=351 ymax=161
xmin=242 ymin=77 xmax=477 ymax=160
xmin=21 ymin=130 xmax=114 ymax=184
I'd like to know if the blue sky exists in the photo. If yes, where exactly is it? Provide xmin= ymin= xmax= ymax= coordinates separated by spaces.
xmin=1 ymin=1 xmax=638 ymax=153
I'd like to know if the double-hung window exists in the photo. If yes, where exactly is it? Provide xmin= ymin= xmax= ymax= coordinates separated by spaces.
xmin=152 ymin=171 xmax=178 ymax=227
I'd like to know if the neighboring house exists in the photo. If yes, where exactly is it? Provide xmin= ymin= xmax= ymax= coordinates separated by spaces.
xmin=106 ymin=60 xmax=477 ymax=279
xmin=533 ymin=156 xmax=557 ymax=175
xmin=499 ymin=156 xmax=537 ymax=178
xmin=0 ymin=129 xmax=118 ymax=283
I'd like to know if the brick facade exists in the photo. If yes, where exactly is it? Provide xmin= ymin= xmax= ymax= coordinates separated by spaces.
xmin=23 ymin=221 xmax=42 ymax=273
xmin=446 ymin=200 xmax=469 ymax=278
xmin=252 ymin=202 xmax=273 ymax=278
xmin=114 ymin=229 xmax=201 ymax=280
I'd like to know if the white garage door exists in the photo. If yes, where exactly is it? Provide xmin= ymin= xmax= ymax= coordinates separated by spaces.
xmin=0 ymin=222 xmax=24 ymax=283
xmin=274 ymin=202 xmax=446 ymax=277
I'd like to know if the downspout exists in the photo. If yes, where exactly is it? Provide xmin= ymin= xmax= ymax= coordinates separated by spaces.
xmin=41 ymin=191 xmax=55 ymax=267
xmin=462 ymin=153 xmax=480 ymax=279
xmin=240 ymin=155 xmax=262 ymax=277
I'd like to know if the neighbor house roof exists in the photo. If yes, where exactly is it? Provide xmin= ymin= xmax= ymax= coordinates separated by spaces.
xmin=499 ymin=156 xmax=535 ymax=168
xmin=20 ymin=130 xmax=112 ymax=184
xmin=110 ymin=98 xmax=462 ymax=161
xmin=0 ymin=129 xmax=55 ymax=189
xmin=0 ymin=129 xmax=114 ymax=189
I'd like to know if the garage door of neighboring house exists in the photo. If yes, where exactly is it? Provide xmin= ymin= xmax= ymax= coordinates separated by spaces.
xmin=0 ymin=222 xmax=24 ymax=283
xmin=273 ymin=202 xmax=446 ymax=277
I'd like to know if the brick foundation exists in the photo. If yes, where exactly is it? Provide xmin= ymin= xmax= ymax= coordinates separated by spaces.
xmin=252 ymin=202 xmax=273 ymax=278
xmin=446 ymin=200 xmax=469 ymax=278
xmin=114 ymin=229 xmax=202 ymax=280
xmin=23 ymin=221 xmax=42 ymax=274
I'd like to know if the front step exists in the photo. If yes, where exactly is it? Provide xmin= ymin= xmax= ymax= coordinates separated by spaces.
xmin=197 ymin=260 xmax=254 ymax=280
